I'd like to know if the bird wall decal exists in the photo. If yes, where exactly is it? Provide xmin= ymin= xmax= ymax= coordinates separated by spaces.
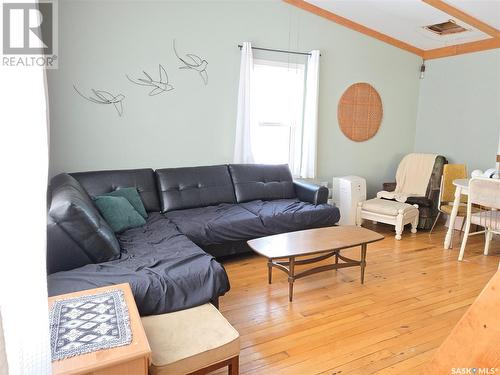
xmin=73 ymin=85 xmax=125 ymax=116
xmin=126 ymin=64 xmax=174 ymax=96
xmin=173 ymin=39 xmax=208 ymax=85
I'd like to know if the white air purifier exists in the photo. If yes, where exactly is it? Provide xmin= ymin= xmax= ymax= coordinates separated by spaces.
xmin=332 ymin=176 xmax=367 ymax=226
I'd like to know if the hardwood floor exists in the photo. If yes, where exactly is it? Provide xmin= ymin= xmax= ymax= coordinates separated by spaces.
xmin=214 ymin=224 xmax=499 ymax=375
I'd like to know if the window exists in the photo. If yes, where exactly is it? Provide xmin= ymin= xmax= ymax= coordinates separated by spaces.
xmin=251 ymin=59 xmax=305 ymax=167
xmin=234 ymin=44 xmax=319 ymax=178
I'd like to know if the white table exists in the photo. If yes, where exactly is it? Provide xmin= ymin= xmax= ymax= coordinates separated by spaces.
xmin=444 ymin=179 xmax=469 ymax=249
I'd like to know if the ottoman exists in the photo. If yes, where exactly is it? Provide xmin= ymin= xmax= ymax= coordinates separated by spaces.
xmin=357 ymin=198 xmax=419 ymax=240
xmin=141 ymin=303 xmax=240 ymax=375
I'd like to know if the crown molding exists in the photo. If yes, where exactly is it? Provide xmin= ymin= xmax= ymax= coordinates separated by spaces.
xmin=283 ymin=0 xmax=424 ymax=56
xmin=423 ymin=37 xmax=500 ymax=60
xmin=283 ymin=0 xmax=500 ymax=60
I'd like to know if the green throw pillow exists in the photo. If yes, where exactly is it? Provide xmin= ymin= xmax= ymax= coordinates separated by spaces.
xmin=103 ymin=187 xmax=148 ymax=219
xmin=93 ymin=195 xmax=146 ymax=233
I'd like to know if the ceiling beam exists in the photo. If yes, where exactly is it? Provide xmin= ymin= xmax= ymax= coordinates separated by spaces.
xmin=284 ymin=0 xmax=500 ymax=60
xmin=422 ymin=0 xmax=500 ymax=39
xmin=283 ymin=0 xmax=424 ymax=57
xmin=423 ymin=37 xmax=500 ymax=59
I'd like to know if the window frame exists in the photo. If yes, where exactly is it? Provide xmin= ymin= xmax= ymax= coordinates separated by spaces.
xmin=251 ymin=58 xmax=306 ymax=169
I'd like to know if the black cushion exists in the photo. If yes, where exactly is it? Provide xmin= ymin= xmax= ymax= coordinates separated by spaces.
xmin=47 ymin=173 xmax=121 ymax=274
xmin=229 ymin=164 xmax=296 ymax=203
xmin=405 ymin=196 xmax=433 ymax=208
xmin=71 ymin=169 xmax=160 ymax=212
xmin=47 ymin=213 xmax=230 ymax=316
xmin=165 ymin=203 xmax=267 ymax=246
xmin=240 ymin=199 xmax=340 ymax=233
xmin=156 ymin=165 xmax=236 ymax=212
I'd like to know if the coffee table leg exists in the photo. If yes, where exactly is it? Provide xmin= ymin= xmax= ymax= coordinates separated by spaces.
xmin=288 ymin=257 xmax=295 ymax=302
xmin=267 ymin=258 xmax=272 ymax=284
xmin=360 ymin=244 xmax=367 ymax=284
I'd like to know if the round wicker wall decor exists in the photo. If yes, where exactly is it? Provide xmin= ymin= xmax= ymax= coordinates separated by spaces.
xmin=338 ymin=82 xmax=383 ymax=142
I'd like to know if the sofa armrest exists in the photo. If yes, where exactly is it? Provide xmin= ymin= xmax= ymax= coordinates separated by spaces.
xmin=383 ymin=182 xmax=397 ymax=192
xmin=294 ymin=180 xmax=329 ymax=205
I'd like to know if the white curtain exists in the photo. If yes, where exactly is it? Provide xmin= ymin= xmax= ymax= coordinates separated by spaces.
xmin=300 ymin=50 xmax=320 ymax=179
xmin=0 ymin=64 xmax=51 ymax=373
xmin=233 ymin=42 xmax=255 ymax=164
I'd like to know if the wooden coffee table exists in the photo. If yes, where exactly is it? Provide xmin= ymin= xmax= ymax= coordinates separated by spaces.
xmin=247 ymin=226 xmax=384 ymax=301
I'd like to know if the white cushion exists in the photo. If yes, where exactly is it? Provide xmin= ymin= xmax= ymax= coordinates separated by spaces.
xmin=361 ymin=198 xmax=418 ymax=216
xmin=142 ymin=304 xmax=240 ymax=375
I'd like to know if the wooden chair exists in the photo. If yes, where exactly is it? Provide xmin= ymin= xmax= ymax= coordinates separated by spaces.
xmin=430 ymin=164 xmax=481 ymax=246
xmin=458 ymin=178 xmax=500 ymax=261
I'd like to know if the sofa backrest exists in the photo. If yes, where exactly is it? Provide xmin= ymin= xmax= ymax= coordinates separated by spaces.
xmin=47 ymin=215 xmax=94 ymax=274
xmin=228 ymin=164 xmax=296 ymax=203
xmin=156 ymin=165 xmax=236 ymax=212
xmin=47 ymin=173 xmax=121 ymax=274
xmin=71 ymin=168 xmax=160 ymax=212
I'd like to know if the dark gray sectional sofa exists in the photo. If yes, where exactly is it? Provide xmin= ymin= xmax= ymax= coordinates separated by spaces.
xmin=47 ymin=164 xmax=340 ymax=315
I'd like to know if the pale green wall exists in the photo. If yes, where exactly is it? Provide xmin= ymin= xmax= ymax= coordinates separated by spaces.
xmin=415 ymin=49 xmax=500 ymax=172
xmin=47 ymin=0 xmax=422 ymax=196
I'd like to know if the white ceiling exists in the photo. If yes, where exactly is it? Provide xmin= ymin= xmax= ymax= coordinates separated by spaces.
xmin=305 ymin=0 xmax=499 ymax=50
xmin=447 ymin=0 xmax=500 ymax=30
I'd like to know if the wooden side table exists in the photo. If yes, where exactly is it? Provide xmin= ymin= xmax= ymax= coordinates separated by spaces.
xmin=49 ymin=283 xmax=151 ymax=375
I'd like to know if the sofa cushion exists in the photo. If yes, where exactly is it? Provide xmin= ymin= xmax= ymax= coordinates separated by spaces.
xmin=142 ymin=303 xmax=239 ymax=375
xmin=47 ymin=173 xmax=121 ymax=273
xmin=240 ymin=199 xmax=340 ymax=233
xmin=156 ymin=165 xmax=236 ymax=212
xmin=361 ymin=198 xmax=417 ymax=216
xmin=165 ymin=204 xmax=267 ymax=246
xmin=71 ymin=169 xmax=160 ymax=212
xmin=93 ymin=195 xmax=146 ymax=233
xmin=229 ymin=164 xmax=295 ymax=203
xmin=102 ymin=187 xmax=148 ymax=219
xmin=47 ymin=213 xmax=230 ymax=316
